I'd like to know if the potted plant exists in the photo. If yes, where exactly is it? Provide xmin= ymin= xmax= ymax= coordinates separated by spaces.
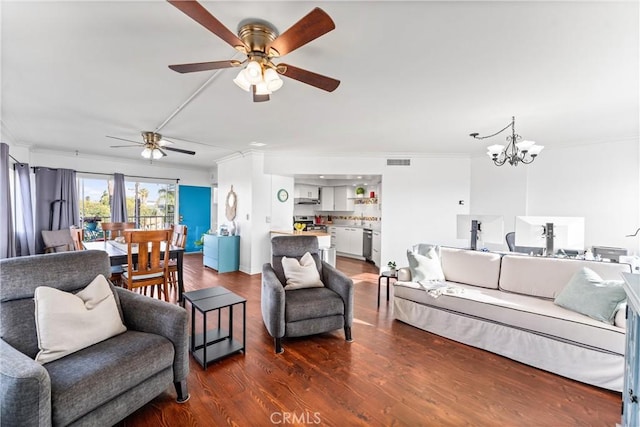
xmin=387 ymin=261 xmax=397 ymax=273
xmin=355 ymin=186 xmax=365 ymax=198
xmin=83 ymin=216 xmax=101 ymax=232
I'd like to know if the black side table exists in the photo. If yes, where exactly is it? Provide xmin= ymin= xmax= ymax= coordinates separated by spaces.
xmin=183 ymin=286 xmax=246 ymax=369
xmin=378 ymin=270 xmax=398 ymax=307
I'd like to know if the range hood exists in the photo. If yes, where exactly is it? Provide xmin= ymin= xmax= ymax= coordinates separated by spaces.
xmin=294 ymin=197 xmax=319 ymax=205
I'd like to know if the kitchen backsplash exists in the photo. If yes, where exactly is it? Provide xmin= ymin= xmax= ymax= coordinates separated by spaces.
xmin=293 ymin=193 xmax=381 ymax=228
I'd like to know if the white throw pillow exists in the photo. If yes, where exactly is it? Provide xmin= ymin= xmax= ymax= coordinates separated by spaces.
xmin=281 ymin=252 xmax=324 ymax=290
xmin=34 ymin=274 xmax=127 ymax=364
xmin=407 ymin=248 xmax=445 ymax=282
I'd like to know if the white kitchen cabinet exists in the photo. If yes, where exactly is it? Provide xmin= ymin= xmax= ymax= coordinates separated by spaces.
xmin=334 ymin=227 xmax=350 ymax=253
xmin=320 ymin=187 xmax=335 ymax=211
xmin=334 ymin=186 xmax=355 ymax=211
xmin=349 ymin=228 xmax=363 ymax=256
xmin=294 ymin=184 xmax=319 ymax=199
xmin=372 ymin=230 xmax=381 ymax=266
xmin=334 ymin=227 xmax=363 ymax=256
xmin=328 ymin=226 xmax=337 ymax=248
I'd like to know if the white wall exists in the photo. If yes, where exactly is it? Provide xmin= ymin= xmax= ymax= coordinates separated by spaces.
xmin=470 ymin=156 xmax=529 ymax=250
xmin=470 ymin=139 xmax=640 ymax=254
xmin=270 ymin=175 xmax=294 ymax=231
xmin=381 ymin=157 xmax=471 ymax=267
xmin=217 ymin=152 xmax=291 ymax=275
xmin=218 ymin=154 xmax=254 ymax=273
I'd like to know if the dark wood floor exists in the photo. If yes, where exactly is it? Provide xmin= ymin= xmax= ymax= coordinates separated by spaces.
xmin=122 ymin=254 xmax=621 ymax=426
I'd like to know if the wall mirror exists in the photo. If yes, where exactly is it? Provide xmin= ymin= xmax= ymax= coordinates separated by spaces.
xmin=225 ymin=185 xmax=237 ymax=221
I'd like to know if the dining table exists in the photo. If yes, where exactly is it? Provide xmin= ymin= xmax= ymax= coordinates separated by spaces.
xmin=83 ymin=240 xmax=185 ymax=302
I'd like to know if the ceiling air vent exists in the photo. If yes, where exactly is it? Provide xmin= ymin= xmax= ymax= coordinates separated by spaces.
xmin=386 ymin=158 xmax=411 ymax=166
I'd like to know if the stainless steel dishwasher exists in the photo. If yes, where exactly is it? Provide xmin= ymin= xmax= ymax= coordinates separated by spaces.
xmin=363 ymin=228 xmax=373 ymax=262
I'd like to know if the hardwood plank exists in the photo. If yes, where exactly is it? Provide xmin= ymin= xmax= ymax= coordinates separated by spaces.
xmin=121 ymin=254 xmax=621 ymax=426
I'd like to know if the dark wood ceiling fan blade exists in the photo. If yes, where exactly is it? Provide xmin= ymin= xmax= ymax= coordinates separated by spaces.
xmin=279 ymin=64 xmax=340 ymax=92
xmin=164 ymin=146 xmax=196 ymax=155
xmin=167 ymin=0 xmax=247 ymax=51
xmin=169 ymin=60 xmax=238 ymax=74
xmin=106 ymin=135 xmax=143 ymax=145
xmin=267 ymin=8 xmax=335 ymax=57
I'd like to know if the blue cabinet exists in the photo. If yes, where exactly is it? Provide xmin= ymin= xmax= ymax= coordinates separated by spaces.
xmin=203 ymin=234 xmax=240 ymax=273
xmin=622 ymin=273 xmax=640 ymax=427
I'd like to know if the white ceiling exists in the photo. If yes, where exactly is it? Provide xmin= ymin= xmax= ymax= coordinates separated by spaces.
xmin=2 ymin=1 xmax=638 ymax=170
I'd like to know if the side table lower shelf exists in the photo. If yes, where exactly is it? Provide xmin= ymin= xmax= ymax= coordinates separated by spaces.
xmin=191 ymin=330 xmax=245 ymax=366
xmin=183 ymin=287 xmax=246 ymax=369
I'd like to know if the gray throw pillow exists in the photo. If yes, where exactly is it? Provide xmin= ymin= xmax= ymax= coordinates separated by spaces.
xmin=554 ymin=267 xmax=626 ymax=324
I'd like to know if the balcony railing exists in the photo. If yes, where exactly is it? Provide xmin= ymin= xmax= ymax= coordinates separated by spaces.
xmin=82 ymin=215 xmax=174 ymax=241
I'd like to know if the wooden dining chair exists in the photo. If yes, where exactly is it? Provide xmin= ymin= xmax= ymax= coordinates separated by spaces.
xmin=121 ymin=229 xmax=173 ymax=302
xmin=101 ymin=222 xmax=136 ymax=241
xmin=165 ymin=224 xmax=187 ymax=298
xmin=70 ymin=227 xmax=84 ymax=251
xmin=101 ymin=222 xmax=136 ymax=284
xmin=41 ymin=229 xmax=75 ymax=253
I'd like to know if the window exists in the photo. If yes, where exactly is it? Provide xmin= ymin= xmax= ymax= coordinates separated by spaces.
xmin=125 ymin=180 xmax=176 ymax=229
xmin=77 ymin=175 xmax=177 ymax=233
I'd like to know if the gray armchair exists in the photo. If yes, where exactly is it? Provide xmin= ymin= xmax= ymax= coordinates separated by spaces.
xmin=0 ymin=250 xmax=189 ymax=426
xmin=262 ymin=236 xmax=354 ymax=353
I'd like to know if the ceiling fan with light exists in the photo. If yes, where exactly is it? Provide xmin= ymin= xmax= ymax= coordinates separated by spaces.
xmin=107 ymin=132 xmax=196 ymax=160
xmin=166 ymin=0 xmax=340 ymax=102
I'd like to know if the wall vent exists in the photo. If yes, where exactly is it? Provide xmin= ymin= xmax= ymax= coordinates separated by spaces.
xmin=386 ymin=158 xmax=411 ymax=166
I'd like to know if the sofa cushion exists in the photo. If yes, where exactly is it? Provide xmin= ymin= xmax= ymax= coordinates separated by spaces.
xmin=499 ymin=255 xmax=632 ymax=299
xmin=34 ymin=274 xmax=127 ymax=364
xmin=285 ymin=287 xmax=344 ymax=323
xmin=282 ymin=252 xmax=324 ymax=290
xmin=393 ymin=281 xmax=624 ymax=354
xmin=554 ymin=267 xmax=626 ymax=324
xmin=46 ymin=330 xmax=174 ymax=426
xmin=406 ymin=248 xmax=444 ymax=282
xmin=440 ymin=247 xmax=502 ymax=289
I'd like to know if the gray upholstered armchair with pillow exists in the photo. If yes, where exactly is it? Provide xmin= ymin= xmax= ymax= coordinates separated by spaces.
xmin=261 ymin=235 xmax=354 ymax=353
xmin=0 ymin=250 xmax=189 ymax=427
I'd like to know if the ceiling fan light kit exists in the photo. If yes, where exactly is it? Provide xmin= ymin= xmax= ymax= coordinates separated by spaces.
xmin=107 ymin=131 xmax=196 ymax=161
xmin=167 ymin=1 xmax=340 ymax=102
xmin=470 ymin=116 xmax=544 ymax=166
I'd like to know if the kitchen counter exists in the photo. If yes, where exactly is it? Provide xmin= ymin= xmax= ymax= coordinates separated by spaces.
xmin=325 ymin=224 xmax=381 ymax=231
xmin=270 ymin=230 xmax=330 ymax=237
xmin=270 ymin=230 xmax=331 ymax=248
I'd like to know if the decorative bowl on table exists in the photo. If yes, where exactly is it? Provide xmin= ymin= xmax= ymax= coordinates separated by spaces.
xmin=294 ymin=223 xmax=306 ymax=233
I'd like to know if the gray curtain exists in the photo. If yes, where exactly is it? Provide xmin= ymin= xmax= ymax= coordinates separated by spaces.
xmin=35 ymin=167 xmax=79 ymax=253
xmin=0 ymin=143 xmax=16 ymax=258
xmin=110 ymin=173 xmax=128 ymax=222
xmin=14 ymin=162 xmax=35 ymax=256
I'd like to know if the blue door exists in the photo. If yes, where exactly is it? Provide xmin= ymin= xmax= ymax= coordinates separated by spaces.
xmin=178 ymin=185 xmax=211 ymax=253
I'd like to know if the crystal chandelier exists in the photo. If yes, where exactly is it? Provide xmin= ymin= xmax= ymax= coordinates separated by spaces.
xmin=469 ymin=116 xmax=543 ymax=166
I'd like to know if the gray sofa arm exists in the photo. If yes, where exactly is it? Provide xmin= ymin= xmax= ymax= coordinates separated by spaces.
xmin=0 ymin=339 xmax=51 ymax=427
xmin=115 ymin=288 xmax=189 ymax=383
xmin=321 ymin=262 xmax=354 ymax=327
xmin=261 ymin=263 xmax=286 ymax=339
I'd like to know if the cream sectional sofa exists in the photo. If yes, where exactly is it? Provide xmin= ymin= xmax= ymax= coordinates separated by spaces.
xmin=393 ymin=247 xmax=632 ymax=391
